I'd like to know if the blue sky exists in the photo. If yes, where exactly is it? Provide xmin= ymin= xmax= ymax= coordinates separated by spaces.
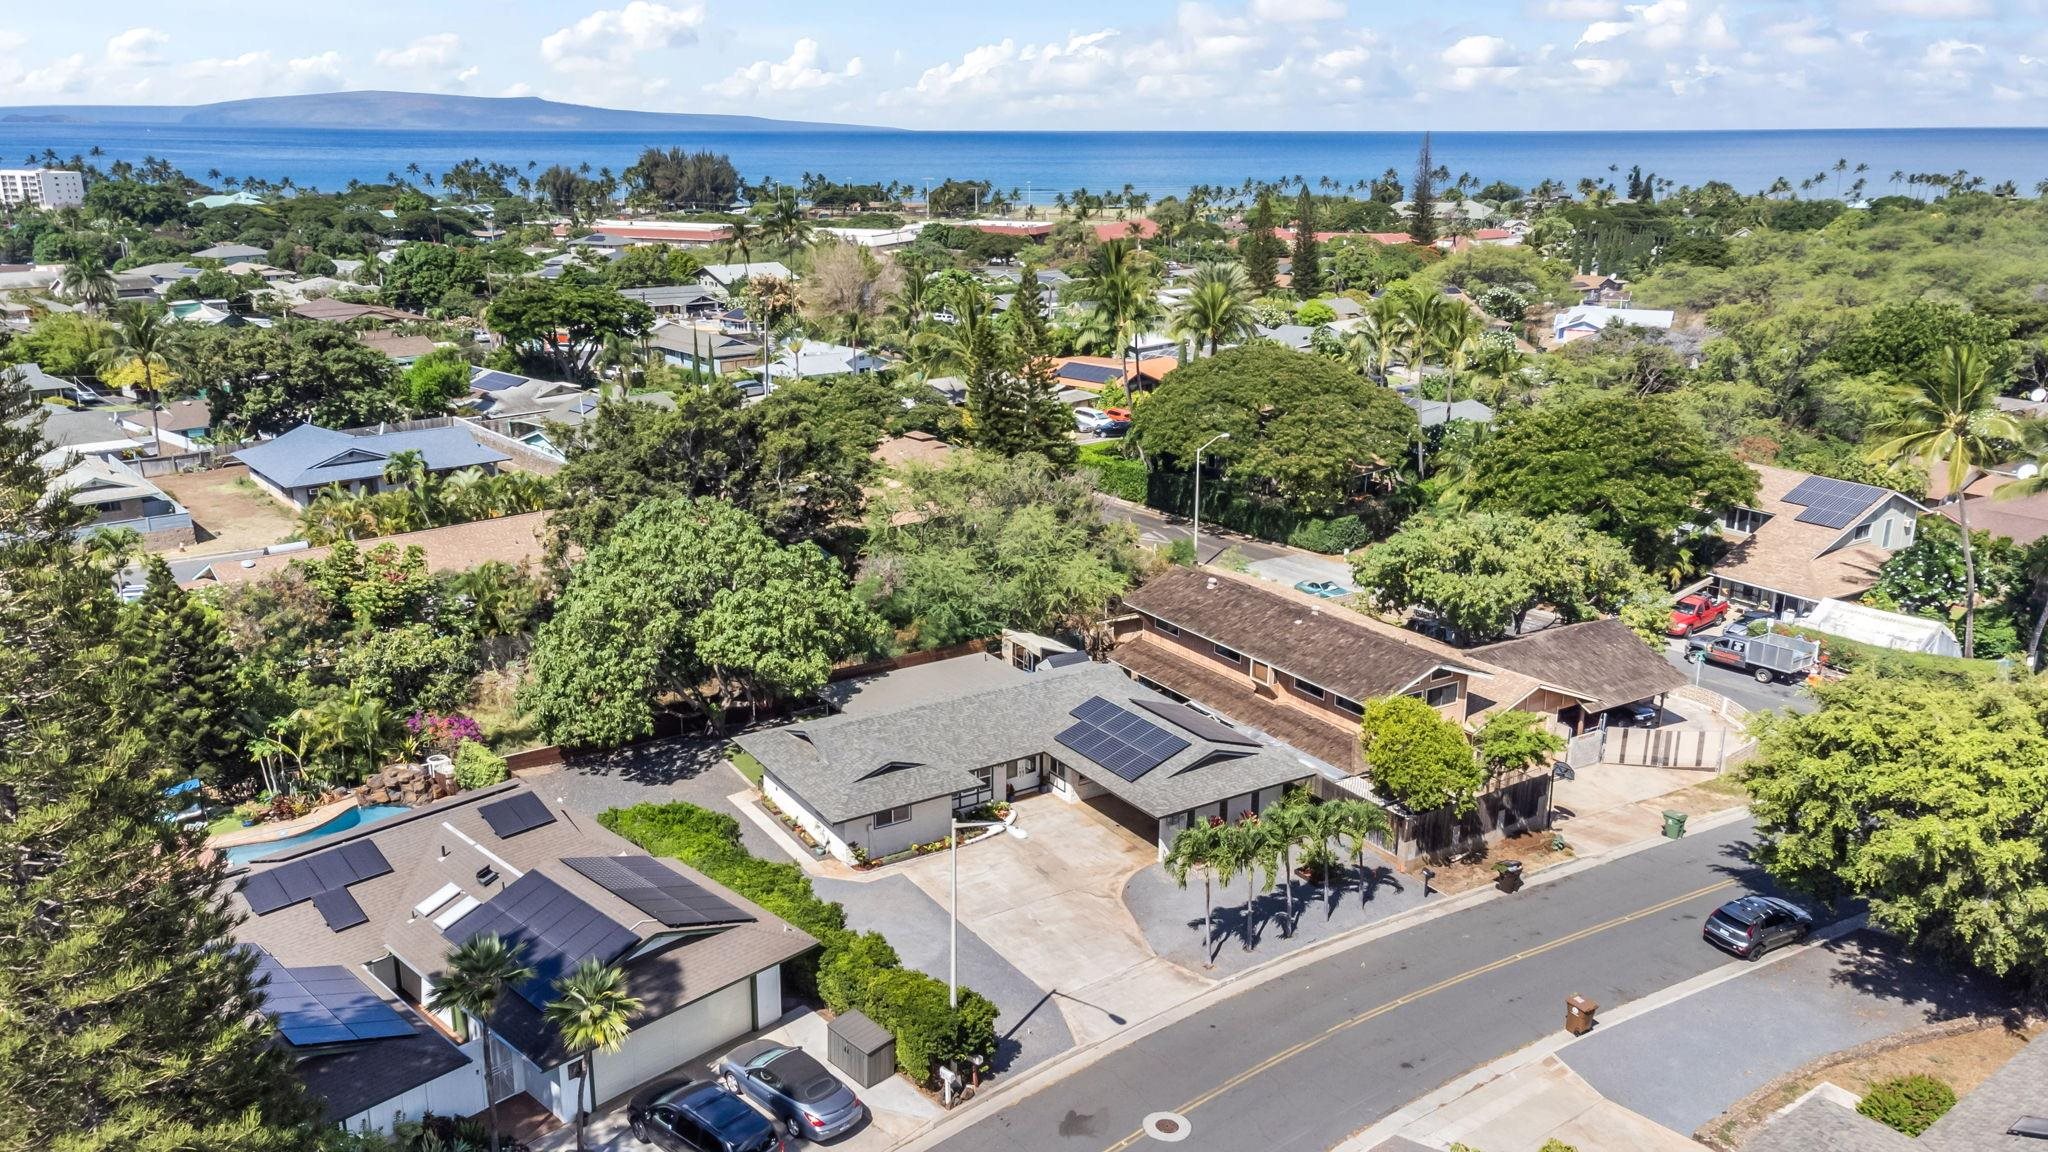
xmin=2 ymin=1 xmax=2043 ymax=130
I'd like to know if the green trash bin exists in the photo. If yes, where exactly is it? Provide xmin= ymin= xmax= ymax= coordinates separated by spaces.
xmin=1662 ymin=810 xmax=1688 ymax=839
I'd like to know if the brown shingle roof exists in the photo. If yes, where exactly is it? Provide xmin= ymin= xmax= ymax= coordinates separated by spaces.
xmin=1119 ymin=567 xmax=1480 ymax=703
xmin=1467 ymin=618 xmax=1686 ymax=714
xmin=290 ymin=298 xmax=424 ymax=323
xmin=199 ymin=511 xmax=551 ymax=587
xmin=1113 ymin=634 xmax=1362 ymax=772
xmin=1712 ymin=464 xmax=1900 ymax=602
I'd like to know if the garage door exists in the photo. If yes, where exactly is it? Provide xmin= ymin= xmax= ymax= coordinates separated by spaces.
xmin=593 ymin=978 xmax=756 ymax=1102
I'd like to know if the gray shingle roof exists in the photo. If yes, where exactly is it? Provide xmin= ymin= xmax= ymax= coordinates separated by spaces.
xmin=737 ymin=660 xmax=1318 ymax=823
xmin=233 ymin=423 xmax=508 ymax=490
xmin=295 ymin=1005 xmax=471 ymax=1122
xmin=1745 ymin=1095 xmax=1922 ymax=1152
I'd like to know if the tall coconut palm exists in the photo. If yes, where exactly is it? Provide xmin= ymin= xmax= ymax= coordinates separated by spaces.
xmin=1217 ymin=817 xmax=1278 ymax=952
xmin=60 ymin=250 xmax=118 ymax=314
xmin=1340 ymin=293 xmax=1409 ymax=382
xmin=99 ymin=304 xmax=174 ymax=448
xmin=429 ymin=935 xmax=535 ymax=1152
xmin=763 ymin=193 xmax=813 ymax=251
xmin=720 ymin=215 xmax=758 ymax=267
xmin=380 ymin=448 xmax=446 ymax=530
xmin=1077 ymin=239 xmax=1162 ymax=386
xmin=1866 ymin=344 xmax=2022 ymax=657
xmin=545 ymin=959 xmax=642 ymax=1152
xmin=1163 ymin=819 xmax=1231 ymax=967
xmin=1429 ymin=304 xmax=1488 ymax=426
xmin=1168 ymin=262 xmax=1255 ymax=356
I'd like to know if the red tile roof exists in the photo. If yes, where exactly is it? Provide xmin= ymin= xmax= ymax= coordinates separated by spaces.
xmin=1093 ymin=219 xmax=1160 ymax=242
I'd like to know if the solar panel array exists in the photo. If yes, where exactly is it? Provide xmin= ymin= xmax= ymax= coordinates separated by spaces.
xmin=443 ymin=872 xmax=640 ymax=1007
xmin=1057 ymin=362 xmax=1123 ymax=385
xmin=1781 ymin=475 xmax=1888 ymax=530
xmin=241 ymin=840 xmax=392 ymax=917
xmin=1132 ymin=698 xmax=1261 ymax=747
xmin=471 ymin=370 xmax=527 ymax=393
xmin=479 ymin=792 xmax=557 ymax=839
xmin=1054 ymin=697 xmax=1191 ymax=783
xmin=312 ymin=887 xmax=369 ymax=931
xmin=249 ymin=947 xmax=415 ymax=1048
xmin=564 ymin=856 xmax=754 ymax=929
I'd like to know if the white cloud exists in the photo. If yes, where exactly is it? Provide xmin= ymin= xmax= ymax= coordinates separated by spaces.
xmin=706 ymin=38 xmax=863 ymax=99
xmin=376 ymin=33 xmax=461 ymax=69
xmin=1541 ymin=0 xmax=1621 ymax=16
xmin=181 ymin=49 xmax=346 ymax=97
xmin=1441 ymin=35 xmax=1522 ymax=88
xmin=1768 ymin=17 xmax=1840 ymax=56
xmin=106 ymin=27 xmax=169 ymax=67
xmin=1923 ymin=38 xmax=1985 ymax=68
xmin=1576 ymin=20 xmax=1632 ymax=47
xmin=1250 ymin=0 xmax=1345 ymax=22
xmin=1572 ymin=56 xmax=1632 ymax=85
xmin=500 ymin=82 xmax=534 ymax=98
xmin=540 ymin=2 xmax=704 ymax=72
xmin=22 ymin=54 xmax=89 ymax=97
xmin=903 ymin=29 xmax=1121 ymax=105
xmin=456 ymin=65 xmax=480 ymax=84
xmin=1872 ymin=0 xmax=1992 ymax=16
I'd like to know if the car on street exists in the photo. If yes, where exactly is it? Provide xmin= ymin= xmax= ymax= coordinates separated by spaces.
xmin=1667 ymin=593 xmax=1731 ymax=636
xmin=629 ymin=1077 xmax=785 ymax=1152
xmin=1702 ymin=895 xmax=1813 ymax=960
xmin=1293 ymin=579 xmax=1348 ymax=599
xmin=716 ymin=1041 xmax=866 ymax=1142
xmin=1686 ymin=632 xmax=1821 ymax=684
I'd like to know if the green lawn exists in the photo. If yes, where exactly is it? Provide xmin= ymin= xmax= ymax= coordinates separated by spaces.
xmin=728 ymin=746 xmax=766 ymax=785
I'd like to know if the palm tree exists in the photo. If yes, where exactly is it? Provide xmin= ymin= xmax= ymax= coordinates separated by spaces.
xmin=428 ymin=935 xmax=535 ymax=1152
xmin=60 ymin=250 xmax=118 ymax=314
xmin=99 ymin=305 xmax=173 ymax=448
xmin=1865 ymin=344 xmax=2022 ymax=657
xmin=720 ymin=215 xmax=758 ymax=267
xmin=380 ymin=448 xmax=445 ymax=530
xmin=1168 ymin=262 xmax=1254 ymax=355
xmin=1218 ymin=816 xmax=1278 ymax=952
xmin=546 ymin=959 xmax=642 ymax=1152
xmin=1262 ymin=800 xmax=1316 ymax=937
xmin=763 ymin=194 xmax=812 ymax=251
xmin=1320 ymin=799 xmax=1393 ymax=910
xmin=1164 ymin=819 xmax=1230 ymax=967
xmin=1429 ymin=304 xmax=1488 ymax=426
xmin=1341 ymin=293 xmax=1409 ymax=382
xmin=1077 ymin=239 xmax=1163 ymax=386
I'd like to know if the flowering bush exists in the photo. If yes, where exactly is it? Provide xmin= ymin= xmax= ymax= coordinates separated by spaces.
xmin=406 ymin=711 xmax=484 ymax=756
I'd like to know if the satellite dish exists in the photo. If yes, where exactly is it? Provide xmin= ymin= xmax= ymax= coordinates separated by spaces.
xmin=2031 ymin=389 xmax=2046 ymax=403
xmin=2019 ymin=462 xmax=2041 ymax=480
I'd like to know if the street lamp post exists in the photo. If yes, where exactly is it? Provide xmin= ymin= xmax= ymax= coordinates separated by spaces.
xmin=1191 ymin=432 xmax=1231 ymax=565
xmin=950 ymin=816 xmax=1030 ymax=1008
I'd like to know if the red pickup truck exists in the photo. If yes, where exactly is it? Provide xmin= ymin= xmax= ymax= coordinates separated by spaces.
xmin=1667 ymin=593 xmax=1730 ymax=637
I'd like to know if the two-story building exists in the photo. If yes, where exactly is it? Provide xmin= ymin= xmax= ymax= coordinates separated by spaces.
xmin=1710 ymin=464 xmax=1925 ymax=618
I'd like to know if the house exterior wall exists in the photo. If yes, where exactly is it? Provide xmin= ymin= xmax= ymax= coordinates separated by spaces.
xmin=752 ymin=966 xmax=782 ymax=1029
xmin=1827 ymin=497 xmax=1918 ymax=555
xmin=762 ymin=772 xmax=954 ymax=864
xmin=337 ymin=1051 xmax=488 ymax=1134
xmin=761 ymin=772 xmax=850 ymax=861
xmin=583 ymin=977 xmax=756 ymax=1118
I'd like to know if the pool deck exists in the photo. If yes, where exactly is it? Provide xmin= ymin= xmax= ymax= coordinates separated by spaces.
xmin=207 ymin=797 xmax=361 ymax=851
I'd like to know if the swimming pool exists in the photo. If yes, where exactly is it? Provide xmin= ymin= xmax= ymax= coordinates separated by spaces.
xmin=224 ymin=804 xmax=412 ymax=866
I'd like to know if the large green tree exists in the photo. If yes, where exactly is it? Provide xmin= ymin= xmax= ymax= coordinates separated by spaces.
xmin=1468 ymin=393 xmax=1758 ymax=570
xmin=1747 ymin=674 xmax=2048 ymax=986
xmin=0 ymin=380 xmax=313 ymax=1148
xmin=1131 ymin=344 xmax=1418 ymax=516
xmin=1290 ymin=186 xmax=1323 ymax=297
xmin=1359 ymin=695 xmax=1484 ymax=815
xmin=523 ymin=498 xmax=883 ymax=746
xmin=863 ymin=452 xmax=1140 ymax=649
xmin=1350 ymin=512 xmax=1651 ymax=642
xmin=381 ymin=242 xmax=486 ymax=314
xmin=174 ymin=324 xmax=400 ymax=436
xmin=486 ymin=279 xmax=654 ymax=382
xmin=121 ymin=556 xmax=249 ymax=786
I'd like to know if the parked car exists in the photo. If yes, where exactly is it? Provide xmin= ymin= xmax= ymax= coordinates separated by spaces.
xmin=1702 ymin=895 xmax=1812 ymax=960
xmin=1725 ymin=609 xmax=1776 ymax=636
xmin=1686 ymin=632 xmax=1820 ymax=684
xmin=1603 ymin=701 xmax=1661 ymax=728
xmin=716 ymin=1041 xmax=865 ymax=1142
xmin=1293 ymin=579 xmax=1348 ymax=599
xmin=1101 ymin=407 xmax=1133 ymax=433
xmin=1667 ymin=593 xmax=1731 ymax=637
xmin=1073 ymin=406 xmax=1113 ymax=434
xmin=629 ymin=1078 xmax=784 ymax=1152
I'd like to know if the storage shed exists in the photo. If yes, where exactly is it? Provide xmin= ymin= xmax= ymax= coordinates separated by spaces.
xmin=826 ymin=1010 xmax=895 ymax=1088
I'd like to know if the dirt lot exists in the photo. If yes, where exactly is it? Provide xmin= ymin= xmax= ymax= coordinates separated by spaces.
xmin=152 ymin=466 xmax=300 ymax=554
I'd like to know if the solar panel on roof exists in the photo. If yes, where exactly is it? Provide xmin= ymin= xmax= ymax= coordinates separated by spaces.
xmin=1131 ymin=699 xmax=1261 ymax=746
xmin=471 ymin=370 xmax=526 ymax=393
xmin=479 ymin=792 xmax=557 ymax=839
xmin=563 ymin=856 xmax=755 ymax=929
xmin=1057 ymin=363 xmax=1123 ymax=384
xmin=239 ymin=840 xmax=392 ymax=916
xmin=312 ymin=887 xmax=368 ymax=931
xmin=248 ymin=948 xmax=415 ymax=1047
xmin=1054 ymin=696 xmax=1191 ymax=783
xmin=443 ymin=872 xmax=639 ymax=1008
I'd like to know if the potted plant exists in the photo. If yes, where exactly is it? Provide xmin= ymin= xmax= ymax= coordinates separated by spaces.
xmin=1494 ymin=859 xmax=1524 ymax=894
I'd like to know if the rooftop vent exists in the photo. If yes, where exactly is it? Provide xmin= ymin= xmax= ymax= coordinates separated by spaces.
xmin=475 ymin=865 xmax=499 ymax=887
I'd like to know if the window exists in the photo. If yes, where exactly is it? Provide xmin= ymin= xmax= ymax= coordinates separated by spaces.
xmin=1425 ymin=682 xmax=1460 ymax=708
xmin=875 ymin=805 xmax=913 ymax=828
xmin=974 ymin=767 xmax=993 ymax=788
xmin=1331 ymin=695 xmax=1363 ymax=717
xmin=1154 ymin=619 xmax=1181 ymax=637
xmin=1293 ymin=679 xmax=1326 ymax=700
xmin=1212 ymin=643 xmax=1244 ymax=665
xmin=1852 ymin=523 xmax=1872 ymax=542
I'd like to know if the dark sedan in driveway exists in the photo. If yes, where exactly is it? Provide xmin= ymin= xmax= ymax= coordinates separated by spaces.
xmin=1703 ymin=895 xmax=1813 ymax=960
xmin=716 ymin=1040 xmax=865 ymax=1142
xmin=628 ymin=1078 xmax=784 ymax=1152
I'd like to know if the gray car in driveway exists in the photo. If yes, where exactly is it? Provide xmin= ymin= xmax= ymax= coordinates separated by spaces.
xmin=1703 ymin=895 xmax=1812 ymax=960
xmin=716 ymin=1040 xmax=865 ymax=1142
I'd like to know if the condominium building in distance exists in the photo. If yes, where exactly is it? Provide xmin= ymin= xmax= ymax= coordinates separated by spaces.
xmin=0 ymin=169 xmax=85 ymax=209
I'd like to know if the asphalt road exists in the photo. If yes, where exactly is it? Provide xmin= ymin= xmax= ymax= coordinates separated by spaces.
xmin=1660 ymin=641 xmax=1818 ymax=715
xmin=936 ymin=818 xmax=1777 ymax=1152
xmin=1095 ymin=497 xmax=1293 ymax=565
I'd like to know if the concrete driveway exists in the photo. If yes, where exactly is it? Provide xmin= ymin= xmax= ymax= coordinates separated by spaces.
xmin=1560 ymin=929 xmax=2018 ymax=1137
xmin=1245 ymin=553 xmax=1357 ymax=595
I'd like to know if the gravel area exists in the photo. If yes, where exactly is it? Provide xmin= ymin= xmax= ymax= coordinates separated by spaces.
xmin=813 ymin=874 xmax=1075 ymax=1077
xmin=1561 ymin=929 xmax=2019 ymax=1136
xmin=1124 ymin=853 xmax=1428 ymax=976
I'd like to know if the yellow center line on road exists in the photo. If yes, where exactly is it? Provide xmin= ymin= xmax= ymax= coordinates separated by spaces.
xmin=1097 ymin=877 xmax=1738 ymax=1152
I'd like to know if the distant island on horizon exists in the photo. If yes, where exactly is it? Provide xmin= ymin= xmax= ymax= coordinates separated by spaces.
xmin=0 ymin=91 xmax=893 ymax=134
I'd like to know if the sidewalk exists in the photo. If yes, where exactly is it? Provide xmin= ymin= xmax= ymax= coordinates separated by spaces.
xmin=1385 ymin=1056 xmax=1698 ymax=1152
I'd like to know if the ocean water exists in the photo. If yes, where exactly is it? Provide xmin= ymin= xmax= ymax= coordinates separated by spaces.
xmin=3 ymin=124 xmax=2045 ymax=203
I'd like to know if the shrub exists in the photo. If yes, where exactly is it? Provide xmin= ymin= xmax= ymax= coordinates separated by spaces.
xmin=1166 ymin=538 xmax=1196 ymax=566
xmin=1857 ymin=1074 xmax=1955 ymax=1136
xmin=1287 ymin=515 xmax=1378 ymax=553
xmin=1078 ymin=442 xmax=1147 ymax=502
xmin=599 ymin=802 xmax=998 ymax=1083
xmin=452 ymin=742 xmax=508 ymax=790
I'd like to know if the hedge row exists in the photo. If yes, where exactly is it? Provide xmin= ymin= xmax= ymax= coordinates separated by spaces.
xmin=598 ymin=803 xmax=999 ymax=1083
xmin=1077 ymin=443 xmax=1147 ymax=502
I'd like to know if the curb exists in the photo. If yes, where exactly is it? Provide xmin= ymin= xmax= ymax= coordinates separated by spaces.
xmin=1336 ymin=907 xmax=1867 ymax=1152
xmin=889 ymin=805 xmax=1754 ymax=1151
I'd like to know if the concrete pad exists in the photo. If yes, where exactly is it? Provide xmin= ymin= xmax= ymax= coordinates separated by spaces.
xmin=1056 ymin=956 xmax=1214 ymax=1047
xmin=1404 ymin=1056 xmax=1698 ymax=1152
xmin=1247 ymin=553 xmax=1356 ymax=592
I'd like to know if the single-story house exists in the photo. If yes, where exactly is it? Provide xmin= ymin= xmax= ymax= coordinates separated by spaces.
xmin=5 ymin=361 xmax=91 ymax=405
xmin=1465 ymin=618 xmax=1688 ymax=733
xmin=45 ymin=453 xmax=192 ymax=543
xmin=737 ymin=655 xmax=1325 ymax=863
xmin=768 ymin=341 xmax=889 ymax=380
xmin=357 ymin=329 xmax=443 ymax=364
xmin=193 ymin=242 xmax=270 ymax=262
xmin=1048 ymin=356 xmax=1178 ymax=396
xmin=818 ymin=224 xmax=925 ymax=249
xmin=697 ymin=262 xmax=794 ymax=292
xmin=465 ymin=368 xmax=611 ymax=459
xmin=232 ymin=423 xmax=509 ymax=509
xmin=1745 ymin=1031 xmax=2045 ymax=1152
xmin=1406 ymin=396 xmax=1495 ymax=428
xmin=1552 ymin=305 xmax=1675 ymax=344
xmin=1711 ymin=464 xmax=1924 ymax=618
xmin=189 ymin=191 xmax=267 ymax=209
xmin=648 ymin=323 xmax=764 ymax=376
xmin=290 ymin=298 xmax=426 ymax=325
xmin=231 ymin=783 xmax=812 ymax=1132
xmin=617 ymin=284 xmax=723 ymax=317
xmin=116 ymin=262 xmax=204 ymax=297
xmin=1571 ymin=273 xmax=1631 ymax=307
xmin=196 ymin=510 xmax=551 ymax=587
xmin=120 ymin=398 xmax=216 ymax=451
xmin=1256 ymin=324 xmax=1317 ymax=351
xmin=165 ymin=298 xmax=272 ymax=328
xmin=576 ymin=220 xmax=734 ymax=247
xmin=13 ymin=403 xmax=152 ymax=464
xmin=1799 ymin=598 xmax=1961 ymax=658
xmin=1093 ymin=219 xmax=1160 ymax=243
